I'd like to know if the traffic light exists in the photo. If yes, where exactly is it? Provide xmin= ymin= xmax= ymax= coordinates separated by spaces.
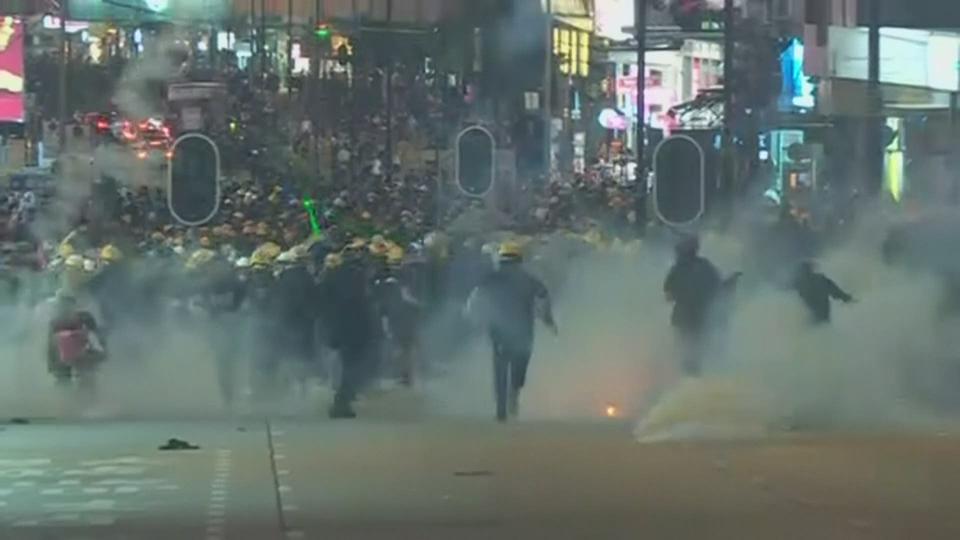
xmin=314 ymin=22 xmax=331 ymax=40
xmin=653 ymin=135 xmax=705 ymax=226
xmin=455 ymin=126 xmax=496 ymax=197
xmin=168 ymin=134 xmax=221 ymax=226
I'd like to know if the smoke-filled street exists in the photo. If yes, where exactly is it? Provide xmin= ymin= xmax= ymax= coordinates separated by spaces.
xmin=3 ymin=413 xmax=960 ymax=540
xmin=6 ymin=0 xmax=960 ymax=538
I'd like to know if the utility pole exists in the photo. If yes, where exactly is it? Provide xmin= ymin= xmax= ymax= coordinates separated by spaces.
xmin=722 ymin=0 xmax=735 ymax=194
xmin=260 ymin=0 xmax=267 ymax=85
xmin=58 ymin=1 xmax=69 ymax=157
xmin=287 ymin=0 xmax=294 ymax=86
xmin=385 ymin=0 xmax=394 ymax=180
xmin=314 ymin=0 xmax=323 ymax=179
xmin=543 ymin=0 xmax=553 ymax=179
xmin=866 ymin=0 xmax=883 ymax=196
xmin=635 ymin=0 xmax=646 ymax=177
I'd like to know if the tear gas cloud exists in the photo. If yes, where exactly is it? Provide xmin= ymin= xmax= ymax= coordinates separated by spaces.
xmin=427 ymin=209 xmax=960 ymax=440
xmin=1 ymin=16 xmax=957 ymax=435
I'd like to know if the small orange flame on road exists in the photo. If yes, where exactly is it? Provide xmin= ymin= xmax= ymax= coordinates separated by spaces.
xmin=605 ymin=404 xmax=620 ymax=418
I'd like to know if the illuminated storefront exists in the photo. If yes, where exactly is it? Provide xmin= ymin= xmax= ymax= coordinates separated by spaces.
xmin=0 ymin=17 xmax=25 ymax=123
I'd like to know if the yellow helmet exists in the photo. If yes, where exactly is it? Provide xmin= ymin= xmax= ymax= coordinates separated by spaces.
xmin=345 ymin=237 xmax=367 ymax=251
xmin=387 ymin=246 xmax=405 ymax=265
xmin=185 ymin=249 xmax=216 ymax=270
xmin=324 ymin=253 xmax=344 ymax=270
xmin=100 ymin=244 xmax=123 ymax=263
xmin=369 ymin=238 xmax=390 ymax=257
xmin=64 ymin=254 xmax=85 ymax=269
xmin=498 ymin=241 xmax=523 ymax=260
xmin=251 ymin=242 xmax=282 ymax=267
xmin=58 ymin=242 xmax=76 ymax=259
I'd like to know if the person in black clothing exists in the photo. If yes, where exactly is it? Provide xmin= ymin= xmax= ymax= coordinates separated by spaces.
xmin=270 ymin=251 xmax=320 ymax=396
xmin=467 ymin=242 xmax=557 ymax=422
xmin=319 ymin=253 xmax=378 ymax=419
xmin=196 ymin=258 xmax=248 ymax=407
xmin=663 ymin=236 xmax=722 ymax=375
xmin=793 ymin=261 xmax=854 ymax=324
xmin=373 ymin=248 xmax=421 ymax=387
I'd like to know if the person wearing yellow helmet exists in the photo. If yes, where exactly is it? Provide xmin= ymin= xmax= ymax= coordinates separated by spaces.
xmin=318 ymin=247 xmax=379 ymax=419
xmin=58 ymin=242 xmax=76 ymax=259
xmin=497 ymin=241 xmax=523 ymax=262
xmin=386 ymin=246 xmax=405 ymax=267
xmin=99 ymin=244 xmax=123 ymax=264
xmin=250 ymin=242 xmax=282 ymax=268
xmin=373 ymin=244 xmax=421 ymax=387
xmin=466 ymin=240 xmax=557 ymax=422
xmin=324 ymin=252 xmax=344 ymax=270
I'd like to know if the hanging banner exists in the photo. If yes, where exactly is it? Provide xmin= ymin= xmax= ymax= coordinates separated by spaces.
xmin=0 ymin=17 xmax=25 ymax=123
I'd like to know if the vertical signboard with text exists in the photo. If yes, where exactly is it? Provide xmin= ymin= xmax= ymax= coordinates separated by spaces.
xmin=0 ymin=17 xmax=25 ymax=123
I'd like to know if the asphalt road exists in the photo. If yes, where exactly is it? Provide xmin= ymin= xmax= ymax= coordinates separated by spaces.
xmin=2 ymin=406 xmax=960 ymax=540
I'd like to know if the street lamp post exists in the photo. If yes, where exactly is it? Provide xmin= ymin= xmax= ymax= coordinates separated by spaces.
xmin=635 ymin=0 xmax=646 ymax=176
xmin=543 ymin=0 xmax=553 ymax=179
xmin=385 ymin=0 xmax=394 ymax=181
xmin=58 ymin=1 xmax=69 ymax=156
xmin=721 ymin=0 xmax=735 ymax=196
xmin=866 ymin=0 xmax=883 ymax=196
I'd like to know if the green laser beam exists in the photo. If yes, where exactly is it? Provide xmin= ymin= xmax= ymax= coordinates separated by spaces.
xmin=303 ymin=198 xmax=323 ymax=237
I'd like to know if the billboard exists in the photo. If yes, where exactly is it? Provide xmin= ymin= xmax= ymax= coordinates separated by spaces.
xmin=859 ymin=0 xmax=960 ymax=29
xmin=0 ymin=17 xmax=25 ymax=123
xmin=66 ymin=0 xmax=229 ymax=22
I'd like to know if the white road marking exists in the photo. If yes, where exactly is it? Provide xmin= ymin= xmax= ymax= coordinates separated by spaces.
xmin=114 ymin=486 xmax=140 ymax=494
xmin=86 ymin=516 xmax=117 ymax=526
xmin=286 ymin=530 xmax=305 ymax=539
xmin=0 ymin=459 xmax=51 ymax=467
xmin=81 ymin=457 xmax=159 ymax=467
xmin=282 ymin=505 xmax=300 ymax=512
xmin=43 ymin=499 xmax=117 ymax=512
xmin=39 ymin=488 xmax=66 ymax=495
xmin=0 ymin=488 xmax=13 ymax=496
xmin=277 ymin=469 xmax=290 ymax=476
xmin=12 ymin=481 xmax=35 ymax=487
xmin=64 ymin=466 xmax=146 ymax=476
xmin=0 ymin=468 xmax=46 ymax=478
xmin=11 ymin=520 xmax=40 ymax=528
xmin=278 ymin=485 xmax=292 ymax=493
xmin=95 ymin=478 xmax=165 ymax=486
xmin=83 ymin=487 xmax=110 ymax=494
xmin=57 ymin=479 xmax=81 ymax=486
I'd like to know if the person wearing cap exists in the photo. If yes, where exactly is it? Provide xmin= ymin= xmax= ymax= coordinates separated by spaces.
xmin=663 ymin=235 xmax=722 ymax=376
xmin=466 ymin=241 xmax=557 ymax=422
